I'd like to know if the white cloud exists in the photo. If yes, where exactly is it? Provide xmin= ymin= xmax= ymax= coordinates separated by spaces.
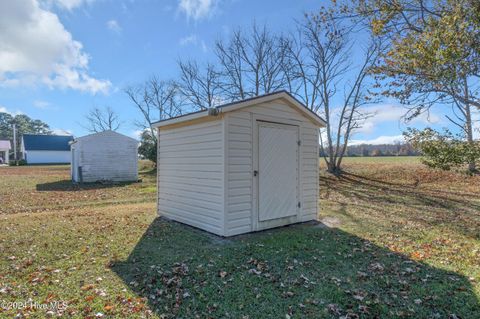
xmin=179 ymin=34 xmax=198 ymax=46
xmin=0 ymin=0 xmax=111 ymax=94
xmin=178 ymin=0 xmax=218 ymax=21
xmin=357 ymin=103 xmax=442 ymax=134
xmin=43 ymin=0 xmax=95 ymax=11
xmin=200 ymin=40 xmax=208 ymax=53
xmin=0 ymin=106 xmax=23 ymax=116
xmin=52 ymin=128 xmax=73 ymax=135
xmin=179 ymin=34 xmax=208 ymax=52
xmin=106 ymin=19 xmax=122 ymax=33
xmin=473 ymin=110 xmax=480 ymax=140
xmin=33 ymin=100 xmax=51 ymax=109
xmin=131 ymin=130 xmax=143 ymax=139
xmin=350 ymin=135 xmax=405 ymax=146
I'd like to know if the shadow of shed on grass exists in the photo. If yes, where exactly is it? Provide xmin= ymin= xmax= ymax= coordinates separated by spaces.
xmin=36 ymin=180 xmax=137 ymax=192
xmin=111 ymin=218 xmax=479 ymax=318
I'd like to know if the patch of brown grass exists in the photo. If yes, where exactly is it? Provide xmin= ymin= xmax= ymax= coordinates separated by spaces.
xmin=320 ymin=157 xmax=480 ymax=297
xmin=0 ymin=165 xmax=156 ymax=214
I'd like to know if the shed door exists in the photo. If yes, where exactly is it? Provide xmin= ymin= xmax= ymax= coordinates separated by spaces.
xmin=258 ymin=122 xmax=299 ymax=221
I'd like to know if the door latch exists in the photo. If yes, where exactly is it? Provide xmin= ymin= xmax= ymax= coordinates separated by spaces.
xmin=253 ymin=170 xmax=258 ymax=177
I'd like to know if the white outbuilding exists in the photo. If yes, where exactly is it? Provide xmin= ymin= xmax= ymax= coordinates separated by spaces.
xmin=152 ymin=91 xmax=326 ymax=237
xmin=70 ymin=130 xmax=139 ymax=183
xmin=0 ymin=140 xmax=11 ymax=164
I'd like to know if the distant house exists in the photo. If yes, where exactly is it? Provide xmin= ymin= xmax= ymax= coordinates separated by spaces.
xmin=0 ymin=140 xmax=11 ymax=164
xmin=21 ymin=134 xmax=73 ymax=164
xmin=70 ymin=130 xmax=138 ymax=183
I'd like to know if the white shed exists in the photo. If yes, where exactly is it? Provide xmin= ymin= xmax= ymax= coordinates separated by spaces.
xmin=152 ymin=91 xmax=326 ymax=236
xmin=0 ymin=140 xmax=11 ymax=164
xmin=70 ymin=131 xmax=139 ymax=183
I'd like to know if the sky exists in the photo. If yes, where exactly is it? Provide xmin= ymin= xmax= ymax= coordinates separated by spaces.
xmin=0 ymin=0 xmax=477 ymax=143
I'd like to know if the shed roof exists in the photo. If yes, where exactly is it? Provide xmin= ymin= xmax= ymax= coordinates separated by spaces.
xmin=22 ymin=134 xmax=73 ymax=151
xmin=151 ymin=91 xmax=327 ymax=128
xmin=70 ymin=130 xmax=138 ymax=145
xmin=0 ymin=140 xmax=11 ymax=150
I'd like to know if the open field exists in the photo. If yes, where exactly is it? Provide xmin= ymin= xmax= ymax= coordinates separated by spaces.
xmin=323 ymin=156 xmax=422 ymax=165
xmin=0 ymin=161 xmax=156 ymax=215
xmin=0 ymin=157 xmax=479 ymax=318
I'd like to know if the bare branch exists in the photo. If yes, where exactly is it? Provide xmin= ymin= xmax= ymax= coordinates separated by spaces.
xmin=125 ymin=78 xmax=183 ymax=141
xmin=83 ymin=106 xmax=121 ymax=133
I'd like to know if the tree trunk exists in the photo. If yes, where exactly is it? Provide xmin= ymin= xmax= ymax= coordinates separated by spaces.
xmin=326 ymin=158 xmax=340 ymax=175
xmin=464 ymin=102 xmax=476 ymax=173
xmin=463 ymin=77 xmax=477 ymax=173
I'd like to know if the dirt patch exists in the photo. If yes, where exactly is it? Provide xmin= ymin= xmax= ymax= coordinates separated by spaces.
xmin=319 ymin=216 xmax=342 ymax=228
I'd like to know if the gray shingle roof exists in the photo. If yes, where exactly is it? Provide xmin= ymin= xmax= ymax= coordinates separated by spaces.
xmin=22 ymin=134 xmax=73 ymax=151
xmin=151 ymin=90 xmax=327 ymax=128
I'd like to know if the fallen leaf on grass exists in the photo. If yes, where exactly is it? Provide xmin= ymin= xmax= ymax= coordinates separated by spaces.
xmin=358 ymin=305 xmax=369 ymax=314
xmin=327 ymin=303 xmax=342 ymax=316
xmin=352 ymin=290 xmax=368 ymax=301
xmin=44 ymin=293 xmax=56 ymax=303
xmin=81 ymin=284 xmax=95 ymax=291
xmin=104 ymin=305 xmax=114 ymax=312
xmin=369 ymin=262 xmax=385 ymax=272
xmin=248 ymin=269 xmax=262 ymax=275
xmin=410 ymin=251 xmax=423 ymax=260
xmin=357 ymin=271 xmax=368 ymax=279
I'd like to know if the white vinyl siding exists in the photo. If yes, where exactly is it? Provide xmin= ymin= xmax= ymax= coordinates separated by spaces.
xmin=157 ymin=119 xmax=225 ymax=236
xmin=71 ymin=131 xmax=138 ymax=183
xmin=225 ymin=99 xmax=319 ymax=236
xmin=156 ymin=95 xmax=321 ymax=237
xmin=225 ymin=111 xmax=253 ymax=236
xmin=25 ymin=150 xmax=70 ymax=164
xmin=300 ymin=126 xmax=319 ymax=221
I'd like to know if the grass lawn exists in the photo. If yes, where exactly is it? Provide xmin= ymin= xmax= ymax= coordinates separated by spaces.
xmin=0 ymin=157 xmax=479 ymax=318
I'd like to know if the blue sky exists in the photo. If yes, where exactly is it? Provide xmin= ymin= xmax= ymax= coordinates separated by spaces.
xmin=0 ymin=0 xmax=475 ymax=143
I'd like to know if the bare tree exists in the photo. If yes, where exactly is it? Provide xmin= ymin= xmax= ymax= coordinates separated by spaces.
xmin=293 ymin=12 xmax=381 ymax=173
xmin=125 ymin=15 xmax=382 ymax=174
xmin=215 ymin=30 xmax=247 ymax=101
xmin=281 ymin=29 xmax=323 ymax=112
xmin=178 ymin=60 xmax=221 ymax=109
xmin=125 ymin=77 xmax=182 ymax=142
xmin=215 ymin=23 xmax=288 ymax=100
xmin=83 ymin=106 xmax=121 ymax=133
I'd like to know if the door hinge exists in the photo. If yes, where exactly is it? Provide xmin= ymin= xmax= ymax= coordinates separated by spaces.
xmin=297 ymin=140 xmax=301 ymax=146
xmin=298 ymin=201 xmax=301 ymax=208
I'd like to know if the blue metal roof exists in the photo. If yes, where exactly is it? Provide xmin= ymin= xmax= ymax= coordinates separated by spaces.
xmin=22 ymin=134 xmax=73 ymax=151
